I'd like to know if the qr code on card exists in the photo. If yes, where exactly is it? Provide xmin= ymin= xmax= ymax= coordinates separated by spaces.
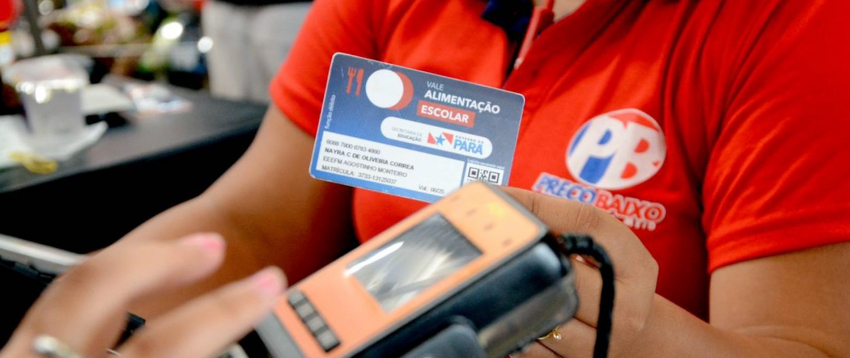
xmin=464 ymin=164 xmax=504 ymax=185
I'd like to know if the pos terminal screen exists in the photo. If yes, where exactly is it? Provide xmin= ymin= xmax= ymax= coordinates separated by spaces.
xmin=346 ymin=214 xmax=482 ymax=312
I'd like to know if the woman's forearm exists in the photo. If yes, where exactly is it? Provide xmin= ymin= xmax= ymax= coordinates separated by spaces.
xmin=632 ymin=295 xmax=833 ymax=358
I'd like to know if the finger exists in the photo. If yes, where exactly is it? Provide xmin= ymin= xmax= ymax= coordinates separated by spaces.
xmin=502 ymin=187 xmax=657 ymax=281
xmin=119 ymin=266 xmax=286 ymax=358
xmin=571 ymin=258 xmax=605 ymax=326
xmin=565 ymin=258 xmax=654 ymax=358
xmin=13 ymin=233 xmax=226 ymax=356
xmin=536 ymin=319 xmax=596 ymax=358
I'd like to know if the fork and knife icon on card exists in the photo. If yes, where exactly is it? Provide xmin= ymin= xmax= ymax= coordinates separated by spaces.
xmin=347 ymin=67 xmax=364 ymax=96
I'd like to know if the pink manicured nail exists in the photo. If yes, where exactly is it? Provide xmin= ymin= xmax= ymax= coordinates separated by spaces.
xmin=179 ymin=233 xmax=225 ymax=253
xmin=251 ymin=267 xmax=284 ymax=298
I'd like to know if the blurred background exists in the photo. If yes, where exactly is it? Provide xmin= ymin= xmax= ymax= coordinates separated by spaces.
xmin=0 ymin=0 xmax=310 ymax=352
xmin=2 ymin=0 xmax=208 ymax=112
xmin=1 ymin=0 xmax=312 ymax=109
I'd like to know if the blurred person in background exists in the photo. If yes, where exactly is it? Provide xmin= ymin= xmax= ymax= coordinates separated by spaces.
xmin=202 ymin=0 xmax=311 ymax=102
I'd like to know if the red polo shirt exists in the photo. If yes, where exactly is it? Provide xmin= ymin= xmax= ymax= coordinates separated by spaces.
xmin=271 ymin=0 xmax=850 ymax=318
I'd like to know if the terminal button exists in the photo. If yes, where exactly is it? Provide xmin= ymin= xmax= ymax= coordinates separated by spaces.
xmin=305 ymin=315 xmax=325 ymax=334
xmin=287 ymin=289 xmax=341 ymax=352
xmin=287 ymin=290 xmax=308 ymax=307
xmin=315 ymin=328 xmax=341 ymax=352
xmin=294 ymin=302 xmax=317 ymax=318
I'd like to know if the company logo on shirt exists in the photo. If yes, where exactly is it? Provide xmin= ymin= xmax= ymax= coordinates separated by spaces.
xmin=531 ymin=109 xmax=668 ymax=231
xmin=567 ymin=109 xmax=666 ymax=190
xmin=365 ymin=69 xmax=414 ymax=110
xmin=532 ymin=173 xmax=667 ymax=231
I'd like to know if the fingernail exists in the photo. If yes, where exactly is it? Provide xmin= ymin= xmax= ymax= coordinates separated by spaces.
xmin=251 ymin=267 xmax=284 ymax=298
xmin=179 ymin=233 xmax=225 ymax=253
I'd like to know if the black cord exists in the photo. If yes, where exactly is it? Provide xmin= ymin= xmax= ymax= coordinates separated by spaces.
xmin=554 ymin=234 xmax=615 ymax=358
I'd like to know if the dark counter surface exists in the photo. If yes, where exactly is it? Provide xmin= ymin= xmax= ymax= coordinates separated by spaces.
xmin=0 ymin=78 xmax=268 ymax=253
